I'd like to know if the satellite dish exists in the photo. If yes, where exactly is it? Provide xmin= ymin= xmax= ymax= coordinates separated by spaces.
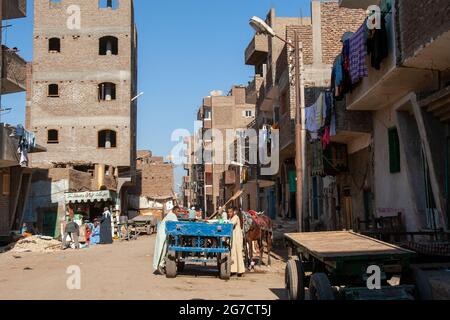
xmin=210 ymin=90 xmax=223 ymax=97
xmin=249 ymin=16 xmax=276 ymax=37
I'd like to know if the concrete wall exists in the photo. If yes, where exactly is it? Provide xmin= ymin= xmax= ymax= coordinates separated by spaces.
xmin=373 ymin=106 xmax=422 ymax=232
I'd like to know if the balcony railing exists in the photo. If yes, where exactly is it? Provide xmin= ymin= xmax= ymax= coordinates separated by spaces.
xmin=1 ymin=46 xmax=26 ymax=94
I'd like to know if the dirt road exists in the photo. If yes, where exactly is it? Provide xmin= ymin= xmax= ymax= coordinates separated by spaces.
xmin=0 ymin=235 xmax=287 ymax=300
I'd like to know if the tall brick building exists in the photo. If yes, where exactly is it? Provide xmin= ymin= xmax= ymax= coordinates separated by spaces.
xmin=24 ymin=0 xmax=138 ymax=232
xmin=27 ymin=0 xmax=137 ymax=175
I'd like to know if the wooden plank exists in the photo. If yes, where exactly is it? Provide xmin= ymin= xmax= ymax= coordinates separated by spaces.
xmin=285 ymin=231 xmax=415 ymax=260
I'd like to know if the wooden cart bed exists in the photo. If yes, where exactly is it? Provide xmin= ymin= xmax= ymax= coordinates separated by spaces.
xmin=285 ymin=231 xmax=415 ymax=262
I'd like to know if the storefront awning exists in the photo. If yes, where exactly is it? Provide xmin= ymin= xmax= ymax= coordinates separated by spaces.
xmin=65 ymin=190 xmax=116 ymax=204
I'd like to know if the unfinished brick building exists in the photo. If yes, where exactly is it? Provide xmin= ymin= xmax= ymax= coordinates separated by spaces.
xmin=128 ymin=151 xmax=175 ymax=215
xmin=25 ymin=0 xmax=138 ymax=231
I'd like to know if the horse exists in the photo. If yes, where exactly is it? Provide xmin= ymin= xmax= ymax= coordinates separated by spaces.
xmin=240 ymin=210 xmax=273 ymax=268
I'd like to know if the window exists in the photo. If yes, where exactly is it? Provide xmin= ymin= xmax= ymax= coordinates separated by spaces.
xmin=98 ymin=82 xmax=116 ymax=101
xmin=98 ymin=130 xmax=117 ymax=148
xmin=243 ymin=110 xmax=254 ymax=118
xmin=204 ymin=108 xmax=212 ymax=120
xmin=47 ymin=129 xmax=59 ymax=144
xmin=2 ymin=172 xmax=10 ymax=196
xmin=99 ymin=36 xmax=118 ymax=55
xmin=99 ymin=0 xmax=118 ymax=9
xmin=49 ymin=38 xmax=61 ymax=53
xmin=388 ymin=127 xmax=401 ymax=173
xmin=48 ymin=84 xmax=59 ymax=97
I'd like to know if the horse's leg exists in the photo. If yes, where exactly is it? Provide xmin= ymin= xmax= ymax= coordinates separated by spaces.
xmin=258 ymin=233 xmax=263 ymax=267
xmin=267 ymin=232 xmax=272 ymax=266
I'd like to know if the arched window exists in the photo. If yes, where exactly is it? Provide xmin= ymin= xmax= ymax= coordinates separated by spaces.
xmin=47 ymin=129 xmax=59 ymax=144
xmin=98 ymin=82 xmax=116 ymax=101
xmin=98 ymin=130 xmax=117 ymax=149
xmin=99 ymin=36 xmax=118 ymax=55
xmin=49 ymin=38 xmax=61 ymax=53
xmin=99 ymin=0 xmax=118 ymax=10
xmin=48 ymin=84 xmax=59 ymax=97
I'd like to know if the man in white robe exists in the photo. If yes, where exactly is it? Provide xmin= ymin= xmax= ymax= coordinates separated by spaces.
xmin=153 ymin=206 xmax=179 ymax=274
xmin=227 ymin=207 xmax=245 ymax=276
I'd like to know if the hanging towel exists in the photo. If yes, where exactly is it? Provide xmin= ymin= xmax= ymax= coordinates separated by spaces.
xmin=349 ymin=23 xmax=368 ymax=84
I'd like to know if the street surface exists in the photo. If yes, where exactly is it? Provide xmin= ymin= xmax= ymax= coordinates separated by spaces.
xmin=0 ymin=236 xmax=287 ymax=300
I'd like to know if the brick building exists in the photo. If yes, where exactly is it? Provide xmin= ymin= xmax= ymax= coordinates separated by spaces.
xmin=25 ymin=0 xmax=138 ymax=232
xmin=195 ymin=86 xmax=256 ymax=214
xmin=245 ymin=1 xmax=368 ymax=228
xmin=128 ymin=150 xmax=175 ymax=214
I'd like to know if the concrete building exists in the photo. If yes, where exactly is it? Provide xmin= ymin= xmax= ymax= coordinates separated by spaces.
xmin=0 ymin=0 xmax=46 ymax=241
xmin=196 ymin=86 xmax=256 ymax=214
xmin=26 ymin=0 xmax=138 ymax=228
xmin=337 ymin=0 xmax=450 ymax=233
xmin=245 ymin=1 xmax=368 ymax=226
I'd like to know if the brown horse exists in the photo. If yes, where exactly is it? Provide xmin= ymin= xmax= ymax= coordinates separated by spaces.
xmin=240 ymin=211 xmax=273 ymax=268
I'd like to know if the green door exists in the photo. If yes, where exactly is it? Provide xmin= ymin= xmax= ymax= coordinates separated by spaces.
xmin=43 ymin=212 xmax=58 ymax=238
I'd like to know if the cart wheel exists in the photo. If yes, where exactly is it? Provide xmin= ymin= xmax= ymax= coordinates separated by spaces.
xmin=404 ymin=266 xmax=433 ymax=300
xmin=219 ymin=253 xmax=231 ymax=280
xmin=285 ymin=258 xmax=306 ymax=300
xmin=146 ymin=225 xmax=152 ymax=235
xmin=165 ymin=251 xmax=177 ymax=279
xmin=309 ymin=273 xmax=334 ymax=300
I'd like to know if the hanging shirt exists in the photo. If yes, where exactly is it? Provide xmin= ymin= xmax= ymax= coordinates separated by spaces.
xmin=349 ymin=23 xmax=368 ymax=84
xmin=333 ymin=54 xmax=344 ymax=87
xmin=305 ymin=103 xmax=318 ymax=140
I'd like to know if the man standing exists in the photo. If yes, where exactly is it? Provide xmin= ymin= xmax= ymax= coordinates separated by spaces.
xmin=62 ymin=220 xmax=80 ymax=250
xmin=227 ymin=207 xmax=245 ymax=277
xmin=153 ymin=206 xmax=180 ymax=274
xmin=100 ymin=207 xmax=113 ymax=245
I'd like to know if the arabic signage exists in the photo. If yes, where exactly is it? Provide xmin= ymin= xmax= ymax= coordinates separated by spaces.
xmin=65 ymin=190 xmax=115 ymax=204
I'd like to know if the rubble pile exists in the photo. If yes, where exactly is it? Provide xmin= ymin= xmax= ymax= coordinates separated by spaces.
xmin=9 ymin=236 xmax=62 ymax=253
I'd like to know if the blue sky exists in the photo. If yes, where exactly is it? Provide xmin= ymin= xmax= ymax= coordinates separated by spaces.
xmin=1 ymin=0 xmax=312 ymax=189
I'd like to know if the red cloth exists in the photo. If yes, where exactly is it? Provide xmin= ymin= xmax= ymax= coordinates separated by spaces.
xmin=322 ymin=127 xmax=331 ymax=149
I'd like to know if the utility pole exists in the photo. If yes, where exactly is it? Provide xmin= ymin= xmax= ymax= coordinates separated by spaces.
xmin=294 ymin=32 xmax=306 ymax=233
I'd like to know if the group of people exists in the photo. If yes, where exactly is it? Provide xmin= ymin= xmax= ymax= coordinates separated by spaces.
xmin=62 ymin=207 xmax=114 ymax=250
xmin=153 ymin=205 xmax=246 ymax=277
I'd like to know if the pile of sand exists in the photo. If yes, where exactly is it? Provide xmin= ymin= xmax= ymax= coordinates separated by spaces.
xmin=8 ymin=236 xmax=62 ymax=253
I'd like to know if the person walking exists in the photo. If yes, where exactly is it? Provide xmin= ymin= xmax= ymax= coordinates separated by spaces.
xmin=100 ymin=207 xmax=113 ymax=245
xmin=62 ymin=220 xmax=80 ymax=250
xmin=227 ymin=207 xmax=245 ymax=277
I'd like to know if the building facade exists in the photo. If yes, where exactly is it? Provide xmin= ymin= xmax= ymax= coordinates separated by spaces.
xmin=25 ymin=0 xmax=138 ymax=226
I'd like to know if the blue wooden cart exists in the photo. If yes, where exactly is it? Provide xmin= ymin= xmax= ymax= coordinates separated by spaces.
xmin=165 ymin=220 xmax=234 ymax=280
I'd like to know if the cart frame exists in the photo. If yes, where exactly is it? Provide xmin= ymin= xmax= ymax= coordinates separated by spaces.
xmin=165 ymin=221 xmax=233 ymax=280
xmin=284 ymin=231 xmax=420 ymax=300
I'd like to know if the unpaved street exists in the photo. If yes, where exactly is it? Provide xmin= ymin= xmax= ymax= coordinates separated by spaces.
xmin=0 ymin=236 xmax=287 ymax=300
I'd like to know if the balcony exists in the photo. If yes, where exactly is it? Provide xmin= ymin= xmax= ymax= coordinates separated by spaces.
xmin=2 ymin=0 xmax=26 ymax=20
xmin=345 ymin=11 xmax=437 ymax=111
xmin=245 ymin=34 xmax=269 ymax=66
xmin=339 ymin=0 xmax=379 ymax=9
xmin=1 ymin=124 xmax=46 ymax=168
xmin=1 ymin=46 xmax=27 ymax=94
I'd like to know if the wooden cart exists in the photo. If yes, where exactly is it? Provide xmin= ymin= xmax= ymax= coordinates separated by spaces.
xmin=284 ymin=231 xmax=427 ymax=300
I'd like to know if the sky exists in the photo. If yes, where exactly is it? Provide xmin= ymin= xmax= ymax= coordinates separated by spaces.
xmin=1 ymin=0 xmax=312 ymax=191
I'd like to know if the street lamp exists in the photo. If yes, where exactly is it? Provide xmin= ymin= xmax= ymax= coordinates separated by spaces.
xmin=131 ymin=92 xmax=144 ymax=102
xmin=249 ymin=16 xmax=307 ymax=232
xmin=0 ymin=107 xmax=13 ymax=124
